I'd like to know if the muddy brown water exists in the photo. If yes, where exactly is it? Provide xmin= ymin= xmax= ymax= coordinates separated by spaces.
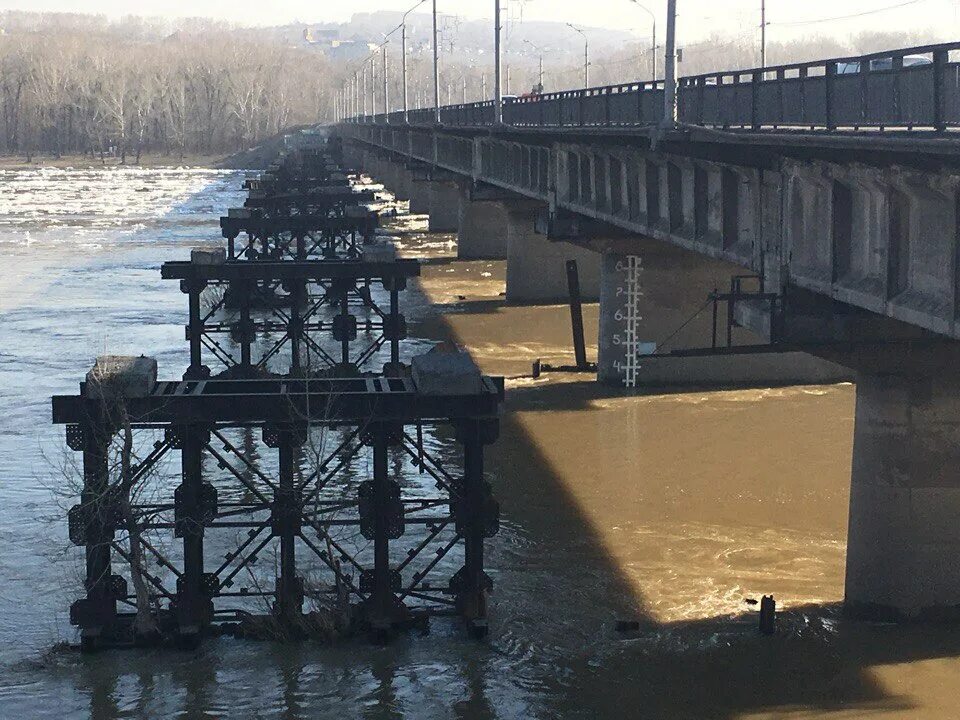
xmin=1 ymin=171 xmax=960 ymax=718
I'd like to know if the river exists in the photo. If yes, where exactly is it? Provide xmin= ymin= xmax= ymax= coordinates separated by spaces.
xmin=1 ymin=166 xmax=959 ymax=719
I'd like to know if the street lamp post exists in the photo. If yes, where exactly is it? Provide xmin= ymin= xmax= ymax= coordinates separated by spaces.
xmin=662 ymin=0 xmax=677 ymax=127
xmin=760 ymin=0 xmax=767 ymax=69
xmin=382 ymin=43 xmax=389 ymax=121
xmin=401 ymin=1 xmax=426 ymax=124
xmin=628 ymin=0 xmax=657 ymax=80
xmin=354 ymin=73 xmax=360 ymax=120
xmin=523 ymin=39 xmax=545 ymax=92
xmin=432 ymin=0 xmax=440 ymax=123
xmin=362 ymin=65 xmax=368 ymax=120
xmin=494 ymin=0 xmax=503 ymax=123
xmin=566 ymin=23 xmax=589 ymax=88
xmin=371 ymin=57 xmax=378 ymax=117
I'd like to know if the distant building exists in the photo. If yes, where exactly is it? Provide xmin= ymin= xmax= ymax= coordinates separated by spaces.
xmin=298 ymin=24 xmax=377 ymax=60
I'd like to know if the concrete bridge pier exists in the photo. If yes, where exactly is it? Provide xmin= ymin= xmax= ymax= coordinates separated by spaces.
xmin=363 ymin=151 xmax=382 ymax=183
xmin=504 ymin=202 xmax=601 ymax=304
xmin=595 ymin=240 xmax=851 ymax=387
xmin=390 ymin=164 xmax=411 ymax=202
xmin=845 ymin=368 xmax=960 ymax=620
xmin=407 ymin=176 xmax=431 ymax=216
xmin=427 ymin=180 xmax=461 ymax=233
xmin=457 ymin=185 xmax=511 ymax=260
xmin=458 ymin=197 xmax=509 ymax=259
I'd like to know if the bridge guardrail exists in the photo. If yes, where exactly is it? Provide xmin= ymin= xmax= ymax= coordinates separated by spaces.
xmin=347 ymin=42 xmax=960 ymax=133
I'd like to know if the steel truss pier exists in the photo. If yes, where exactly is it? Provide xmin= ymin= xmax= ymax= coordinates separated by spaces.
xmin=54 ymin=376 xmax=503 ymax=650
xmin=220 ymin=211 xmax=378 ymax=261
xmin=55 ymin=141 xmax=505 ymax=651
xmin=162 ymin=260 xmax=420 ymax=379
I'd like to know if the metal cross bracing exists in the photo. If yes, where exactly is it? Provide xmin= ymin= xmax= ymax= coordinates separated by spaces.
xmin=53 ymin=376 xmax=503 ymax=650
xmin=244 ymin=175 xmax=356 ymax=194
xmin=220 ymin=211 xmax=379 ymax=262
xmin=243 ymin=187 xmax=379 ymax=216
xmin=163 ymin=260 xmax=419 ymax=380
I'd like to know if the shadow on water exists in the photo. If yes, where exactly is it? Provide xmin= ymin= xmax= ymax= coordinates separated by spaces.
xmin=416 ymin=280 xmax=960 ymax=718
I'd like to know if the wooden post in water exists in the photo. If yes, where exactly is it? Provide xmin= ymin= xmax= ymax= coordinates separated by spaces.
xmin=566 ymin=259 xmax=588 ymax=370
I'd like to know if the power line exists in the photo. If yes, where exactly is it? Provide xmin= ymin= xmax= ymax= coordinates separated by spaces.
xmin=773 ymin=0 xmax=931 ymax=27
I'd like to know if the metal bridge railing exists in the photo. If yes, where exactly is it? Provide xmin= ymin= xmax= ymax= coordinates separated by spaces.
xmin=346 ymin=42 xmax=960 ymax=133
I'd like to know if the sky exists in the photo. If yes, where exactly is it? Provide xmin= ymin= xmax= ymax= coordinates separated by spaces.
xmin=0 ymin=0 xmax=956 ymax=43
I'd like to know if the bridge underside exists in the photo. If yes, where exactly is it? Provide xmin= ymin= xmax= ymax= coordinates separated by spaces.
xmin=339 ymin=122 xmax=960 ymax=621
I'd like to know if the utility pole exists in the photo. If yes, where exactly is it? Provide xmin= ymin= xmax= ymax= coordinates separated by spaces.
xmin=432 ymin=0 xmax=441 ymax=123
xmin=401 ymin=2 xmax=426 ymax=123
xmin=523 ymin=39 xmax=544 ymax=92
xmin=382 ymin=43 xmax=389 ymax=121
xmin=628 ymin=1 xmax=657 ymax=80
xmin=402 ymin=21 xmax=408 ymax=122
xmin=494 ymin=0 xmax=503 ymax=123
xmin=354 ymin=73 xmax=360 ymax=119
xmin=371 ymin=58 xmax=378 ymax=117
xmin=567 ymin=23 xmax=589 ymax=88
xmin=760 ymin=0 xmax=767 ymax=69
xmin=362 ymin=65 xmax=368 ymax=119
xmin=662 ymin=0 xmax=677 ymax=127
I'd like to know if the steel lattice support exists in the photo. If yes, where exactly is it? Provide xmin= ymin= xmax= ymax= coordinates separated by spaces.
xmin=56 ymin=141 xmax=506 ymax=652
xmin=59 ymin=410 xmax=501 ymax=650
xmin=165 ymin=261 xmax=417 ymax=380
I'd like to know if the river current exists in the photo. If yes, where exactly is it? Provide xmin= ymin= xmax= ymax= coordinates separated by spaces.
xmin=2 ymin=167 xmax=960 ymax=719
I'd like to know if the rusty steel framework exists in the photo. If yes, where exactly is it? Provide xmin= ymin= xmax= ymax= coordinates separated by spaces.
xmin=220 ymin=212 xmax=379 ymax=261
xmin=53 ymin=138 xmax=504 ymax=651
xmin=164 ymin=259 xmax=419 ymax=379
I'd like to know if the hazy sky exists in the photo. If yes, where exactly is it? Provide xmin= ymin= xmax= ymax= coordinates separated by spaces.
xmin=1 ymin=0 xmax=956 ymax=42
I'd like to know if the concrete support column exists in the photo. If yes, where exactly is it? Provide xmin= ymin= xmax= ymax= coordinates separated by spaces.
xmin=504 ymin=203 xmax=601 ymax=304
xmin=377 ymin=159 xmax=396 ymax=192
xmin=845 ymin=373 xmax=960 ymax=620
xmin=391 ymin=165 xmax=411 ymax=202
xmin=428 ymin=180 xmax=461 ymax=233
xmin=408 ymin=179 xmax=431 ymax=216
xmin=457 ymin=196 xmax=509 ymax=260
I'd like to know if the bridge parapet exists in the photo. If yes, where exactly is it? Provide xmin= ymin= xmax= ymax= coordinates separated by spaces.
xmin=350 ymin=43 xmax=960 ymax=134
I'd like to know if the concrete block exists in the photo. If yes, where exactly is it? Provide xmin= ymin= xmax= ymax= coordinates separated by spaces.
xmin=364 ymin=243 xmax=397 ymax=262
xmin=191 ymin=247 xmax=226 ymax=265
xmin=411 ymin=346 xmax=483 ymax=396
xmin=85 ymin=356 xmax=158 ymax=400
xmin=627 ymin=351 xmax=852 ymax=388
xmin=345 ymin=206 xmax=373 ymax=219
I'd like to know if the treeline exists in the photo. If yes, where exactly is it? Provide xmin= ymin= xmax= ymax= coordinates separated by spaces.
xmin=0 ymin=15 xmax=334 ymax=160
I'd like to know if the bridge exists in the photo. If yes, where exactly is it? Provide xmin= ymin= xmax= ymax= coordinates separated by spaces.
xmin=337 ymin=43 xmax=960 ymax=623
